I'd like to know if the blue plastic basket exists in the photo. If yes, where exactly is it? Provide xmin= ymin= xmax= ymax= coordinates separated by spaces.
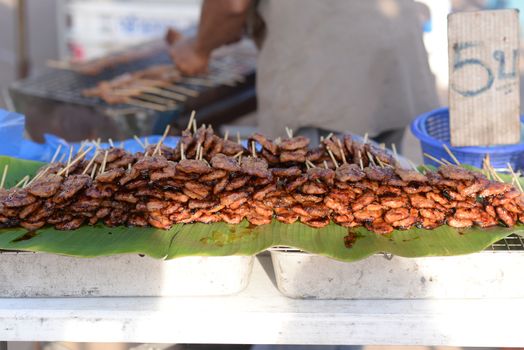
xmin=410 ymin=107 xmax=524 ymax=171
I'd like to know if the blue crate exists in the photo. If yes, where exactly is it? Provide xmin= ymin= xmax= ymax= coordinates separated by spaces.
xmin=410 ymin=107 xmax=524 ymax=171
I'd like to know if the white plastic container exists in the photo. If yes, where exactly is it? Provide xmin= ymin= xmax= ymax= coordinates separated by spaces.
xmin=270 ymin=246 xmax=524 ymax=299
xmin=0 ymin=252 xmax=253 ymax=297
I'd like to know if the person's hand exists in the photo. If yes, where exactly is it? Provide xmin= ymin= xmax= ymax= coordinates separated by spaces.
xmin=170 ymin=37 xmax=210 ymax=76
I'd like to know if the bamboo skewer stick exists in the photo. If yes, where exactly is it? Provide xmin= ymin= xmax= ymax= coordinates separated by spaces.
xmin=163 ymin=84 xmax=199 ymax=97
xmin=81 ymin=151 xmax=99 ymax=175
xmin=133 ymin=136 xmax=146 ymax=150
xmin=90 ymin=164 xmax=98 ymax=179
xmin=181 ymin=77 xmax=216 ymax=87
xmin=440 ymin=158 xmax=453 ymax=165
xmin=443 ymin=144 xmax=461 ymax=165
xmin=224 ymin=130 xmax=229 ymax=141
xmin=137 ymin=94 xmax=177 ymax=106
xmin=367 ymin=151 xmax=377 ymax=166
xmin=285 ymin=127 xmax=294 ymax=139
xmin=233 ymin=151 xmax=243 ymax=159
xmin=50 ymin=144 xmax=62 ymax=163
xmin=153 ymin=125 xmax=171 ymax=156
xmin=306 ymin=160 xmax=317 ymax=168
xmin=126 ymin=98 xmax=171 ymax=112
xmin=108 ymin=138 xmax=114 ymax=148
xmin=58 ymin=153 xmax=67 ymax=163
xmin=407 ymin=159 xmax=421 ymax=173
xmin=237 ymin=131 xmax=241 ymax=145
xmin=508 ymin=163 xmax=523 ymax=191
xmin=327 ymin=149 xmax=339 ymax=168
xmin=375 ymin=156 xmax=385 ymax=168
xmin=0 ymin=165 xmax=8 ymax=189
xmin=323 ymin=160 xmax=329 ymax=169
xmin=391 ymin=143 xmax=399 ymax=162
xmin=186 ymin=111 xmax=196 ymax=131
xmin=325 ymin=132 xmax=334 ymax=141
xmin=363 ymin=133 xmax=369 ymax=144
xmin=192 ymin=119 xmax=197 ymax=134
xmin=140 ymin=87 xmax=187 ymax=101
xmin=195 ymin=144 xmax=202 ymax=160
xmin=358 ymin=151 xmax=364 ymax=170
xmin=76 ymin=142 xmax=86 ymax=155
xmin=251 ymin=142 xmax=257 ymax=158
xmin=99 ymin=151 xmax=109 ymax=175
xmin=336 ymin=139 xmax=347 ymax=164
xmin=65 ymin=147 xmax=74 ymax=177
xmin=180 ymin=144 xmax=186 ymax=160
xmin=25 ymin=167 xmax=50 ymax=187
xmin=57 ymin=147 xmax=94 ymax=177
xmin=15 ymin=175 xmax=30 ymax=188
xmin=423 ymin=153 xmax=445 ymax=166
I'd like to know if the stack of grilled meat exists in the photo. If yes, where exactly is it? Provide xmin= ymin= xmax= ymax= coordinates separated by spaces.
xmin=1 ymin=126 xmax=523 ymax=234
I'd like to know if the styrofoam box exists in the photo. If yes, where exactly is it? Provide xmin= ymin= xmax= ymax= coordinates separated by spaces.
xmin=0 ymin=252 xmax=253 ymax=297
xmin=65 ymin=0 xmax=202 ymax=60
xmin=270 ymin=250 xmax=524 ymax=299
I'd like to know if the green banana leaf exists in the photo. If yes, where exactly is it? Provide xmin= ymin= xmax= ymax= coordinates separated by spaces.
xmin=0 ymin=156 xmax=521 ymax=261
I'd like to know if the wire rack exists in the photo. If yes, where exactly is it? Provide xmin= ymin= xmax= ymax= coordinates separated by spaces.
xmin=489 ymin=234 xmax=524 ymax=251
xmin=270 ymin=234 xmax=524 ymax=254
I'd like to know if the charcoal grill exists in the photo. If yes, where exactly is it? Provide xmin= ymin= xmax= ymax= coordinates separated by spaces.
xmin=9 ymin=40 xmax=257 ymax=142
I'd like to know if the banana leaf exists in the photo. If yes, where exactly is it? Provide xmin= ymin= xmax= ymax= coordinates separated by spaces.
xmin=0 ymin=156 xmax=521 ymax=261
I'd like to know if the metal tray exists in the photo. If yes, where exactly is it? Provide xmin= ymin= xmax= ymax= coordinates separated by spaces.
xmin=270 ymin=234 xmax=524 ymax=299
xmin=0 ymin=252 xmax=254 ymax=297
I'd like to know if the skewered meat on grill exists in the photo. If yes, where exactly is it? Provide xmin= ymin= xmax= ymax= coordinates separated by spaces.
xmin=1 ymin=126 xmax=524 ymax=236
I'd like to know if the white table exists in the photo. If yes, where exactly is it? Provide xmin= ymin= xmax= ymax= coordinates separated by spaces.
xmin=0 ymin=255 xmax=523 ymax=347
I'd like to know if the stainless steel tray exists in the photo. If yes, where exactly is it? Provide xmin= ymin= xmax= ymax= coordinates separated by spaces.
xmin=270 ymin=235 xmax=524 ymax=299
xmin=0 ymin=252 xmax=254 ymax=297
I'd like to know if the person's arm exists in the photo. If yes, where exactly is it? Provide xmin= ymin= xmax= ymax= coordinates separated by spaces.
xmin=170 ymin=0 xmax=252 ymax=75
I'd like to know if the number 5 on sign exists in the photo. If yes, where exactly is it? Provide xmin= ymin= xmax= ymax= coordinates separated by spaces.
xmin=448 ymin=9 xmax=520 ymax=147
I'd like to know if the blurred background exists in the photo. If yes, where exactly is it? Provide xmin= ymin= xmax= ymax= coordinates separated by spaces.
xmin=0 ymin=0 xmax=523 ymax=108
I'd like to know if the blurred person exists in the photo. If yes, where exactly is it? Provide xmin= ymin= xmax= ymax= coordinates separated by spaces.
xmin=169 ymin=0 xmax=439 ymax=149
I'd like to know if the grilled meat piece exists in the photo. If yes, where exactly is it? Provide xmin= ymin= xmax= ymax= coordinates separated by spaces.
xmin=211 ymin=154 xmax=241 ymax=172
xmin=335 ymin=164 xmax=365 ymax=182
xmin=54 ymin=173 xmax=94 ymax=202
xmin=439 ymin=164 xmax=474 ymax=181
xmin=251 ymin=133 xmax=279 ymax=155
xmin=4 ymin=189 xmax=37 ymax=208
xmin=27 ymin=174 xmax=63 ymax=198
xmin=280 ymin=136 xmax=310 ymax=151
xmin=96 ymin=168 xmax=125 ymax=183
xmin=395 ymin=168 xmax=427 ymax=183
xmin=272 ymin=167 xmax=302 ymax=178
xmin=94 ymin=148 xmax=127 ymax=164
xmin=134 ymin=156 xmax=169 ymax=171
xmin=280 ymin=149 xmax=307 ymax=163
xmin=307 ymin=168 xmax=335 ymax=185
xmin=176 ymin=159 xmax=211 ymax=174
xmin=364 ymin=166 xmax=391 ymax=182
xmin=241 ymin=157 xmax=270 ymax=178
xmin=222 ymin=140 xmax=244 ymax=156
xmin=306 ymin=147 xmax=325 ymax=162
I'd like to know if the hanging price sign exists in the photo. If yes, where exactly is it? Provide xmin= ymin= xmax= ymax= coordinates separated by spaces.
xmin=448 ymin=9 xmax=520 ymax=146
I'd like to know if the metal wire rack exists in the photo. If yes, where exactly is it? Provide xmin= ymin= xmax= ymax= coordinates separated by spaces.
xmin=269 ymin=234 xmax=524 ymax=254
xmin=489 ymin=234 xmax=524 ymax=251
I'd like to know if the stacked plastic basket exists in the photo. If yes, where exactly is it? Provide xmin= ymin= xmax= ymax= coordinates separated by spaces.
xmin=411 ymin=107 xmax=524 ymax=171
